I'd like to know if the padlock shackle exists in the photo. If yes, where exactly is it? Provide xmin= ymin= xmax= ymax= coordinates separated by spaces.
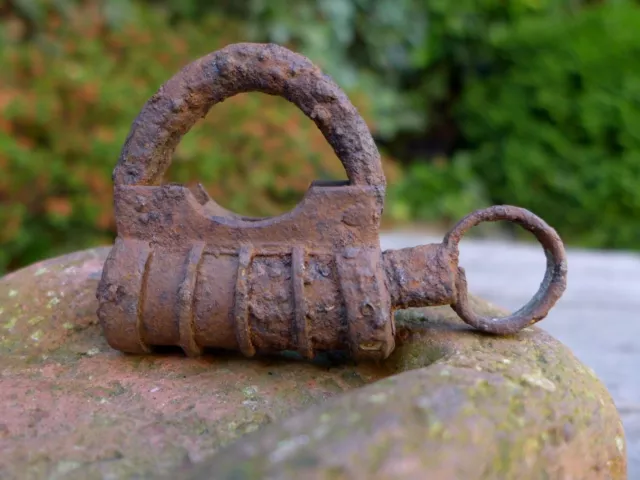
xmin=113 ymin=43 xmax=386 ymax=190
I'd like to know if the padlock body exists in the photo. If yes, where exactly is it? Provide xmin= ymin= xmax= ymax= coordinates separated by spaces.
xmin=97 ymin=182 xmax=394 ymax=361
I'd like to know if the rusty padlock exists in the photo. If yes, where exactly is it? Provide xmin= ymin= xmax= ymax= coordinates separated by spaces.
xmin=96 ymin=43 xmax=568 ymax=361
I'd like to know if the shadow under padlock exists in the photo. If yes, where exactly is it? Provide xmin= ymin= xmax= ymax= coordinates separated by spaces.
xmin=96 ymin=43 xmax=568 ymax=362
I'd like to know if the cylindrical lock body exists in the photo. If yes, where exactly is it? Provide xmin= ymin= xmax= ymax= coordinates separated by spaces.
xmin=98 ymin=237 xmax=395 ymax=361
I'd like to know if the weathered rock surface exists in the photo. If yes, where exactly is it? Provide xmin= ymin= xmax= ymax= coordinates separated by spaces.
xmin=0 ymin=247 xmax=626 ymax=479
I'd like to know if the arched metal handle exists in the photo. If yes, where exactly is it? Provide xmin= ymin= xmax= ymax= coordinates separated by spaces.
xmin=113 ymin=43 xmax=386 ymax=190
xmin=443 ymin=205 xmax=568 ymax=334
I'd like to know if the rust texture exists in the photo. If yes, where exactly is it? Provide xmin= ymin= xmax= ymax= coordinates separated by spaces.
xmin=96 ymin=42 xmax=568 ymax=361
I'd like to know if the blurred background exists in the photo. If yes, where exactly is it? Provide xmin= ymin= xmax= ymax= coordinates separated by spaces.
xmin=1 ymin=0 xmax=639 ymax=274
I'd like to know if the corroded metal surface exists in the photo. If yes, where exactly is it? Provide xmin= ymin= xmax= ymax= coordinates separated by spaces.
xmin=444 ymin=205 xmax=568 ymax=335
xmin=96 ymin=42 xmax=568 ymax=361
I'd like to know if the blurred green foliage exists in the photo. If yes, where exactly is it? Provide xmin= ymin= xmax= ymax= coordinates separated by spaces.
xmin=0 ymin=0 xmax=638 ymax=274
xmin=457 ymin=2 xmax=640 ymax=248
xmin=237 ymin=0 xmax=640 ymax=247
xmin=0 ymin=1 xmax=396 ymax=272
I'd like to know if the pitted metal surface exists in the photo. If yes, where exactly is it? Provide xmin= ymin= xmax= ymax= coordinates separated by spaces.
xmin=96 ymin=43 xmax=568 ymax=361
